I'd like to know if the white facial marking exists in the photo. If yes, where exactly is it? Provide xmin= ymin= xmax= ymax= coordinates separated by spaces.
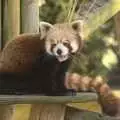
xmin=53 ymin=43 xmax=69 ymax=62
xmin=53 ymin=43 xmax=68 ymax=56
xmin=45 ymin=41 xmax=53 ymax=55
xmin=70 ymin=40 xmax=79 ymax=53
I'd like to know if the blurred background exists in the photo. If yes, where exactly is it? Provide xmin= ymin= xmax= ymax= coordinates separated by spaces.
xmin=39 ymin=0 xmax=120 ymax=85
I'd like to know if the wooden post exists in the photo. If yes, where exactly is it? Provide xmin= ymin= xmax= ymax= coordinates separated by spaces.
xmin=0 ymin=105 xmax=15 ymax=120
xmin=0 ymin=0 xmax=1 ymax=49
xmin=65 ymin=107 xmax=85 ymax=120
xmin=29 ymin=104 xmax=66 ymax=120
xmin=0 ymin=0 xmax=20 ymax=120
xmin=2 ymin=0 xmax=20 ymax=45
xmin=20 ymin=0 xmax=39 ymax=33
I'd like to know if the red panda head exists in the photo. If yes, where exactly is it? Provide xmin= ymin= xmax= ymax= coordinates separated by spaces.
xmin=39 ymin=21 xmax=84 ymax=62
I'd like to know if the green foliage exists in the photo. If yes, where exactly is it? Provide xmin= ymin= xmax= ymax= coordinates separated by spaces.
xmin=39 ymin=0 xmax=71 ymax=23
xmin=70 ymin=18 xmax=117 ymax=77
xmin=70 ymin=37 xmax=108 ymax=77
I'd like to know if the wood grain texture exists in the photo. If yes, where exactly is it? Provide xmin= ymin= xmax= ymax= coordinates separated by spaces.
xmin=28 ymin=93 xmax=97 ymax=120
xmin=0 ymin=105 xmax=15 ymax=120
xmin=29 ymin=104 xmax=66 ymax=120
xmin=0 ymin=0 xmax=1 ymax=49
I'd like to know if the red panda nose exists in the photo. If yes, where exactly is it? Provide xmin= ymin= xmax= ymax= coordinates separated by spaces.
xmin=57 ymin=49 xmax=62 ymax=55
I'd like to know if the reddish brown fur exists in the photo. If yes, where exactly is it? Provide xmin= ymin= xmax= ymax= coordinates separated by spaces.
xmin=91 ymin=79 xmax=120 ymax=117
xmin=0 ymin=33 xmax=45 ymax=73
xmin=65 ymin=73 xmax=120 ymax=117
xmin=65 ymin=73 xmax=92 ymax=91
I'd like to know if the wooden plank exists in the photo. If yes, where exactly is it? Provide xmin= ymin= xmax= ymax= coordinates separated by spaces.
xmin=29 ymin=104 xmax=66 ymax=120
xmin=29 ymin=104 xmax=120 ymax=120
xmin=0 ymin=93 xmax=97 ymax=104
xmin=83 ymin=0 xmax=120 ymax=39
xmin=65 ymin=107 xmax=119 ymax=120
xmin=28 ymin=93 xmax=96 ymax=120
xmin=67 ymin=101 xmax=101 ymax=113
xmin=0 ymin=105 xmax=15 ymax=120
xmin=12 ymin=104 xmax=31 ymax=120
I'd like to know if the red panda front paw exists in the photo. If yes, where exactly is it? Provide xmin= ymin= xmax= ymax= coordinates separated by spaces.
xmin=64 ymin=89 xmax=77 ymax=96
xmin=65 ymin=73 xmax=92 ymax=92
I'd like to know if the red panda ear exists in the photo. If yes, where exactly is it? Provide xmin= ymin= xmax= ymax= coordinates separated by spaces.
xmin=71 ymin=20 xmax=84 ymax=39
xmin=39 ymin=21 xmax=53 ymax=39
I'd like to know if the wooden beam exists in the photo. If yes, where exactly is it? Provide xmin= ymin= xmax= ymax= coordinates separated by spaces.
xmin=29 ymin=104 xmax=66 ymax=120
xmin=29 ymin=104 xmax=119 ymax=120
xmin=83 ymin=0 xmax=120 ymax=39
xmin=65 ymin=107 xmax=118 ymax=120
xmin=0 ymin=93 xmax=97 ymax=104
xmin=28 ymin=93 xmax=97 ymax=120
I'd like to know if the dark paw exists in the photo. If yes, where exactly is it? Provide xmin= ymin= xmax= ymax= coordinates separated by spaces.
xmin=63 ymin=89 xmax=77 ymax=96
xmin=54 ymin=89 xmax=77 ymax=96
xmin=45 ymin=89 xmax=77 ymax=96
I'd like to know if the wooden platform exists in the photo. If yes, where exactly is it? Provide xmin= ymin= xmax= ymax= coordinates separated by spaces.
xmin=0 ymin=92 xmax=97 ymax=104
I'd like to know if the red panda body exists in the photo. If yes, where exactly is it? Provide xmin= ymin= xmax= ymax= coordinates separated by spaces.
xmin=0 ymin=21 xmax=83 ymax=96
xmin=0 ymin=33 xmax=73 ymax=95
xmin=0 ymin=33 xmax=45 ymax=73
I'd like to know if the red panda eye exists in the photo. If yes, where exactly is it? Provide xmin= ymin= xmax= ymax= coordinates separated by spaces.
xmin=51 ymin=43 xmax=56 ymax=52
xmin=52 ymin=43 xmax=56 ymax=47
xmin=63 ymin=42 xmax=69 ymax=46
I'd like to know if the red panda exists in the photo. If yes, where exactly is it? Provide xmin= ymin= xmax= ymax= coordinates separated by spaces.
xmin=0 ymin=21 xmax=83 ymax=96
xmin=65 ymin=73 xmax=120 ymax=117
